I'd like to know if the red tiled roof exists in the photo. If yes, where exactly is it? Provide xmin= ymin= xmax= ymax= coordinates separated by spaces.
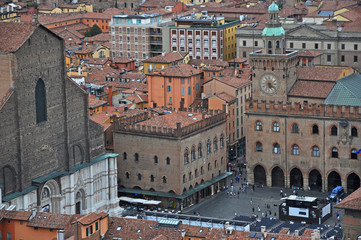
xmin=147 ymin=63 xmax=201 ymax=77
xmin=126 ymin=93 xmax=148 ymax=103
xmin=38 ymin=12 xmax=84 ymax=25
xmin=75 ymin=212 xmax=108 ymax=225
xmin=136 ymin=111 xmax=208 ymax=129
xmin=336 ymin=187 xmax=361 ymax=210
xmin=88 ymin=95 xmax=107 ymax=108
xmin=288 ymin=80 xmax=335 ymax=99
xmin=113 ymin=57 xmax=134 ymax=63
xmin=213 ymin=75 xmax=251 ymax=89
xmin=0 ymin=22 xmax=36 ymax=52
xmin=297 ymin=66 xmax=351 ymax=81
xmin=215 ymin=92 xmax=237 ymax=103
xmin=4 ymin=211 xmax=31 ymax=221
xmin=298 ymin=49 xmax=322 ymax=57
xmin=27 ymin=212 xmax=73 ymax=229
xmin=143 ymin=51 xmax=187 ymax=64
xmin=228 ymin=58 xmax=247 ymax=64
xmin=84 ymin=32 xmax=110 ymax=42
xmin=188 ymin=59 xmax=229 ymax=68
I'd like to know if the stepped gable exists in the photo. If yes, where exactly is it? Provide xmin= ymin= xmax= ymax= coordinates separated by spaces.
xmin=0 ymin=22 xmax=37 ymax=52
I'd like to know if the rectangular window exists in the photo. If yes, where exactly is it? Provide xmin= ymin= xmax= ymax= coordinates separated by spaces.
xmin=181 ymin=78 xmax=185 ymax=84
xmin=204 ymin=39 xmax=208 ymax=45
xmin=354 ymin=55 xmax=358 ymax=62
xmin=188 ymin=86 xmax=191 ymax=95
xmin=168 ymin=77 xmax=171 ymax=83
xmin=189 ymin=47 xmax=193 ymax=53
xmin=290 ymin=42 xmax=294 ymax=48
xmin=95 ymin=222 xmax=99 ymax=231
xmin=167 ymin=86 xmax=171 ymax=92
xmin=212 ymin=40 xmax=216 ymax=46
xmin=188 ymin=39 xmax=192 ymax=44
xmin=327 ymin=54 xmax=331 ymax=62
xmin=204 ymin=48 xmax=209 ymax=54
xmin=126 ymin=28 xmax=130 ymax=34
xmin=255 ymin=41 xmax=258 ymax=47
xmin=169 ymin=97 xmax=172 ymax=104
xmin=341 ymin=55 xmax=345 ymax=62
xmin=196 ymin=48 xmax=200 ymax=53
xmin=302 ymin=43 xmax=306 ymax=49
xmin=180 ymin=38 xmax=185 ymax=45
xmin=135 ymin=28 xmax=138 ymax=34
xmin=181 ymin=87 xmax=185 ymax=96
xmin=327 ymin=43 xmax=331 ymax=49
xmin=354 ymin=44 xmax=358 ymax=50
xmin=314 ymin=43 xmax=318 ymax=49
xmin=341 ymin=43 xmax=345 ymax=49
xmin=196 ymin=83 xmax=199 ymax=90
xmin=243 ymin=51 xmax=246 ymax=58
xmin=243 ymin=40 xmax=246 ymax=46
xmin=196 ymin=39 xmax=200 ymax=45
xmin=172 ymin=38 xmax=176 ymax=44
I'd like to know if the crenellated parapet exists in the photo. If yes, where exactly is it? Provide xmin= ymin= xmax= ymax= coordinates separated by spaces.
xmin=246 ymin=99 xmax=361 ymax=119
xmin=114 ymin=108 xmax=227 ymax=138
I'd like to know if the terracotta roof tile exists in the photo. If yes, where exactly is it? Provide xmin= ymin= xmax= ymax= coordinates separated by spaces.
xmin=215 ymin=92 xmax=237 ymax=103
xmin=297 ymin=66 xmax=351 ymax=81
xmin=27 ymin=212 xmax=73 ymax=229
xmin=4 ymin=211 xmax=31 ymax=221
xmin=143 ymin=51 xmax=187 ymax=64
xmin=336 ymin=187 xmax=361 ymax=210
xmin=126 ymin=93 xmax=148 ymax=103
xmin=298 ymin=49 xmax=322 ymax=57
xmin=0 ymin=22 xmax=36 ymax=52
xmin=228 ymin=58 xmax=247 ymax=64
xmin=88 ymin=95 xmax=107 ymax=108
xmin=188 ymin=59 xmax=229 ymax=68
xmin=75 ymin=212 xmax=108 ymax=225
xmin=147 ymin=63 xmax=201 ymax=77
xmin=84 ymin=32 xmax=110 ymax=42
xmin=113 ymin=57 xmax=134 ymax=63
xmin=213 ymin=75 xmax=251 ymax=89
xmin=288 ymin=80 xmax=335 ymax=99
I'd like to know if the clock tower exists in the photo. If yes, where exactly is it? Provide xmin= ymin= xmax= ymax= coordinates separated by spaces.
xmin=250 ymin=2 xmax=298 ymax=102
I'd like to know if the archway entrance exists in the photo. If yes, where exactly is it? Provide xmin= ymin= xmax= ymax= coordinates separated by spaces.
xmin=290 ymin=168 xmax=303 ymax=189
xmin=309 ymin=170 xmax=322 ymax=191
xmin=328 ymin=171 xmax=341 ymax=191
xmin=347 ymin=173 xmax=360 ymax=193
xmin=253 ymin=165 xmax=266 ymax=186
xmin=271 ymin=167 xmax=285 ymax=187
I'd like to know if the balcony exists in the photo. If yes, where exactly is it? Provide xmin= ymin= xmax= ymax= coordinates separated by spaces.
xmin=150 ymin=40 xmax=163 ymax=45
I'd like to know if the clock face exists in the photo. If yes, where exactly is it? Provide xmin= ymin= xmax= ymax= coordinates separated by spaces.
xmin=260 ymin=74 xmax=278 ymax=95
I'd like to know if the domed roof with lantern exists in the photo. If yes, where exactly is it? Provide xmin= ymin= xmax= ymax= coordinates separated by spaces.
xmin=262 ymin=1 xmax=285 ymax=37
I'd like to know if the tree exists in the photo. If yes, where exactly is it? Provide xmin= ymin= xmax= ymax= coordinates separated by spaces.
xmin=84 ymin=24 xmax=102 ymax=37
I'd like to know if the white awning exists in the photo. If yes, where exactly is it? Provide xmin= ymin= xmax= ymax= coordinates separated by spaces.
xmin=119 ymin=196 xmax=161 ymax=205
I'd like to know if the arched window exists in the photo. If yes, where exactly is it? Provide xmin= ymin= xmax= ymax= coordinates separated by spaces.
xmin=126 ymin=172 xmax=130 ymax=179
xmin=292 ymin=123 xmax=299 ymax=133
xmin=330 ymin=125 xmax=337 ymax=136
xmin=201 ymin=166 xmax=204 ymax=175
xmin=273 ymin=122 xmax=280 ymax=132
xmin=35 ymin=79 xmax=47 ymax=123
xmin=137 ymin=173 xmax=142 ymax=180
xmin=256 ymin=142 xmax=263 ymax=152
xmin=162 ymin=176 xmax=167 ymax=183
xmin=123 ymin=152 xmax=127 ymax=160
xmin=166 ymin=157 xmax=170 ymax=165
xmin=268 ymin=41 xmax=272 ymax=49
xmin=213 ymin=137 xmax=218 ymax=152
xmin=214 ymin=160 xmax=217 ymax=168
xmin=154 ymin=155 xmax=158 ymax=164
xmin=331 ymin=147 xmax=338 ymax=158
xmin=208 ymin=163 xmax=211 ymax=171
xmin=198 ymin=142 xmax=203 ymax=158
xmin=195 ymin=169 xmax=198 ymax=178
xmin=276 ymin=40 xmax=280 ymax=49
xmin=207 ymin=139 xmax=212 ymax=154
xmin=312 ymin=146 xmax=320 ymax=157
xmin=351 ymin=149 xmax=358 ymax=159
xmin=312 ymin=124 xmax=319 ymax=134
xmin=150 ymin=175 xmax=154 ymax=182
xmin=184 ymin=149 xmax=189 ymax=164
xmin=273 ymin=143 xmax=280 ymax=154
xmin=351 ymin=127 xmax=358 ymax=137
xmin=191 ymin=146 xmax=196 ymax=161
xmin=256 ymin=121 xmax=263 ymax=131
xmin=189 ymin=172 xmax=192 ymax=181
xmin=292 ymin=144 xmax=299 ymax=155
xmin=183 ymin=174 xmax=186 ymax=183
xmin=220 ymin=134 xmax=224 ymax=149
xmin=134 ymin=153 xmax=139 ymax=162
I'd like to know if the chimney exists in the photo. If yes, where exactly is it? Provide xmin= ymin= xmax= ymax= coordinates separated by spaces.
xmin=57 ymin=230 xmax=65 ymax=240
xmin=32 ymin=14 xmax=39 ymax=25
xmin=108 ymin=85 xmax=113 ymax=107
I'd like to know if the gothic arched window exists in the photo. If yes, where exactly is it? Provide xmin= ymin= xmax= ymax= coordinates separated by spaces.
xmin=35 ymin=79 xmax=47 ymax=123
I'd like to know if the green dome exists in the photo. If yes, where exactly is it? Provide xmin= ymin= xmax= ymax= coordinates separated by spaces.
xmin=262 ymin=26 xmax=285 ymax=36
xmin=268 ymin=1 xmax=279 ymax=11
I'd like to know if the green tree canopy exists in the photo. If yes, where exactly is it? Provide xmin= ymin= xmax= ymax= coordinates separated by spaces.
xmin=84 ymin=24 xmax=102 ymax=37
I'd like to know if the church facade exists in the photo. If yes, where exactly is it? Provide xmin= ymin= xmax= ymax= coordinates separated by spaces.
xmin=245 ymin=3 xmax=361 ymax=194
xmin=0 ymin=21 xmax=120 ymax=215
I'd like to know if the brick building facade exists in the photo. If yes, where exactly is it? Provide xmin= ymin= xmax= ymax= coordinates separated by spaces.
xmin=113 ymin=109 xmax=229 ymax=209
xmin=0 ymin=22 xmax=120 ymax=215
xmin=245 ymin=3 xmax=361 ymax=194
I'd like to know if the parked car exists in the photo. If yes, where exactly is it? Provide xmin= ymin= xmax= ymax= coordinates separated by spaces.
xmin=329 ymin=186 xmax=345 ymax=201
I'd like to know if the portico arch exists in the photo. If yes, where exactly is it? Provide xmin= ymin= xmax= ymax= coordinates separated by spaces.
xmin=253 ymin=165 xmax=266 ymax=186
xmin=271 ymin=166 xmax=284 ymax=187
xmin=308 ymin=169 xmax=322 ymax=191
xmin=347 ymin=172 xmax=360 ymax=193
xmin=290 ymin=168 xmax=303 ymax=189
xmin=327 ymin=171 xmax=341 ymax=192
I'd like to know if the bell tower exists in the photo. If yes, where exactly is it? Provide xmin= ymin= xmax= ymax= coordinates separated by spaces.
xmin=249 ymin=2 xmax=298 ymax=102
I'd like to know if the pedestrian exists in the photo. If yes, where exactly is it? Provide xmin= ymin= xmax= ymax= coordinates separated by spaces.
xmin=250 ymin=198 xmax=253 ymax=205
xmin=235 ymin=212 xmax=237 ymax=217
xmin=247 ymin=181 xmax=249 ymax=187
xmin=253 ymin=185 xmax=255 ymax=191
xmin=238 ymin=191 xmax=240 ymax=198
xmin=262 ymin=212 xmax=265 ymax=218
xmin=252 ymin=207 xmax=255 ymax=213
xmin=280 ymin=189 xmax=283 ymax=197
xmin=258 ymin=206 xmax=260 ymax=212
xmin=274 ymin=212 xmax=276 ymax=217
xmin=194 ymin=210 xmax=196 ymax=215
